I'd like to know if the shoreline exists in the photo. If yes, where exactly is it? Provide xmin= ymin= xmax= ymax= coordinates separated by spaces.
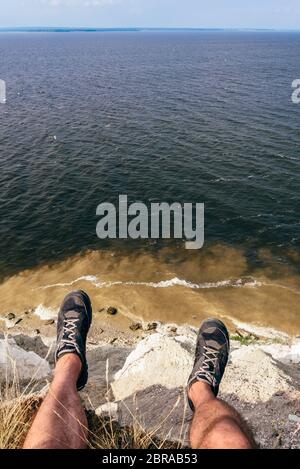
xmin=2 ymin=296 xmax=300 ymax=339
xmin=1 ymin=245 xmax=300 ymax=337
xmin=1 ymin=294 xmax=299 ymax=345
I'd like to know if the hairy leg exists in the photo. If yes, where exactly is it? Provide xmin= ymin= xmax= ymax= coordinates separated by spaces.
xmin=189 ymin=381 xmax=255 ymax=449
xmin=23 ymin=354 xmax=88 ymax=449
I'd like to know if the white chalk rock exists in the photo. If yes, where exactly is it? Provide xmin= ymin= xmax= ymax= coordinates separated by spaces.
xmin=0 ymin=338 xmax=51 ymax=383
xmin=111 ymin=333 xmax=194 ymax=401
xmin=261 ymin=340 xmax=300 ymax=365
xmin=221 ymin=347 xmax=292 ymax=403
xmin=111 ymin=331 xmax=297 ymax=405
xmin=95 ymin=402 xmax=119 ymax=421
xmin=34 ymin=304 xmax=57 ymax=320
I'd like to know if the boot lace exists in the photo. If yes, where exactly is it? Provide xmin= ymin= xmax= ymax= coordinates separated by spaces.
xmin=60 ymin=318 xmax=80 ymax=355
xmin=196 ymin=346 xmax=220 ymax=386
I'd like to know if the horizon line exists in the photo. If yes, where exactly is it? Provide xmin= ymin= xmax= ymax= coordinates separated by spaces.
xmin=0 ymin=26 xmax=300 ymax=32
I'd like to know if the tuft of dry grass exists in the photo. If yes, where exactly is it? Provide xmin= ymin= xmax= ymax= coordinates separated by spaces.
xmin=0 ymin=380 xmax=43 ymax=449
xmin=0 ymin=337 xmax=185 ymax=449
xmin=86 ymin=411 xmax=179 ymax=449
xmin=0 ymin=335 xmax=50 ymax=448
xmin=0 ymin=392 xmax=180 ymax=449
xmin=0 ymin=375 xmax=183 ymax=449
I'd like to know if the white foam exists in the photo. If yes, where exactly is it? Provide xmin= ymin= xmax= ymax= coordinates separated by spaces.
xmin=276 ymin=153 xmax=297 ymax=161
xmin=38 ymin=273 xmax=300 ymax=298
xmin=94 ymin=277 xmax=262 ymax=290
xmin=38 ymin=275 xmax=263 ymax=291
xmin=34 ymin=304 xmax=57 ymax=320
xmin=38 ymin=275 xmax=98 ymax=290
xmin=263 ymin=282 xmax=300 ymax=296
xmin=230 ymin=318 xmax=290 ymax=341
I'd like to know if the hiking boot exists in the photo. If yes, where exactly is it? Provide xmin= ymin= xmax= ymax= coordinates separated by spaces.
xmin=54 ymin=290 xmax=92 ymax=390
xmin=187 ymin=318 xmax=229 ymax=411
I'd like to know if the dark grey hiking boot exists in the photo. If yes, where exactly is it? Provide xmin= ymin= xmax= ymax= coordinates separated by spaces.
xmin=54 ymin=290 xmax=92 ymax=391
xmin=187 ymin=318 xmax=230 ymax=411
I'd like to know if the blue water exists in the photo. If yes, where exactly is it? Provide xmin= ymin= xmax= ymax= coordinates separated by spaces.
xmin=0 ymin=31 xmax=300 ymax=278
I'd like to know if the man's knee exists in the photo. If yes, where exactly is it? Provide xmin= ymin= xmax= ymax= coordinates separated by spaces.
xmin=202 ymin=417 xmax=252 ymax=449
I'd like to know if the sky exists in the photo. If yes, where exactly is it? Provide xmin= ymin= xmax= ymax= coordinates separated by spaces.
xmin=0 ymin=0 xmax=300 ymax=30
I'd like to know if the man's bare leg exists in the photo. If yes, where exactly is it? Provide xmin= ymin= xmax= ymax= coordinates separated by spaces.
xmin=187 ymin=318 xmax=256 ymax=449
xmin=23 ymin=354 xmax=88 ymax=449
xmin=188 ymin=381 xmax=254 ymax=449
xmin=23 ymin=290 xmax=92 ymax=449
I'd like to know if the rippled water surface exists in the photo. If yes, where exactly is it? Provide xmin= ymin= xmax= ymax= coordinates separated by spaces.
xmin=0 ymin=32 xmax=300 ymax=332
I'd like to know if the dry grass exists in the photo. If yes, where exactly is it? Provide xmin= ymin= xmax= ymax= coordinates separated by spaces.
xmin=0 ymin=373 xmax=183 ymax=449
xmin=86 ymin=411 xmax=179 ymax=449
xmin=0 ymin=336 xmax=185 ymax=449
xmin=0 ymin=335 xmax=50 ymax=448
xmin=0 ymin=378 xmax=43 ymax=448
xmin=0 ymin=391 xmax=180 ymax=449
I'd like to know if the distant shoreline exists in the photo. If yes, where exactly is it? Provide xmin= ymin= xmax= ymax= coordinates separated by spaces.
xmin=0 ymin=27 xmax=299 ymax=33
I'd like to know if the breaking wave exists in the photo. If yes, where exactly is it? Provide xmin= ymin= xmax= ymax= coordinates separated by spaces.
xmin=37 ymin=275 xmax=300 ymax=297
xmin=38 ymin=275 xmax=262 ymax=291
